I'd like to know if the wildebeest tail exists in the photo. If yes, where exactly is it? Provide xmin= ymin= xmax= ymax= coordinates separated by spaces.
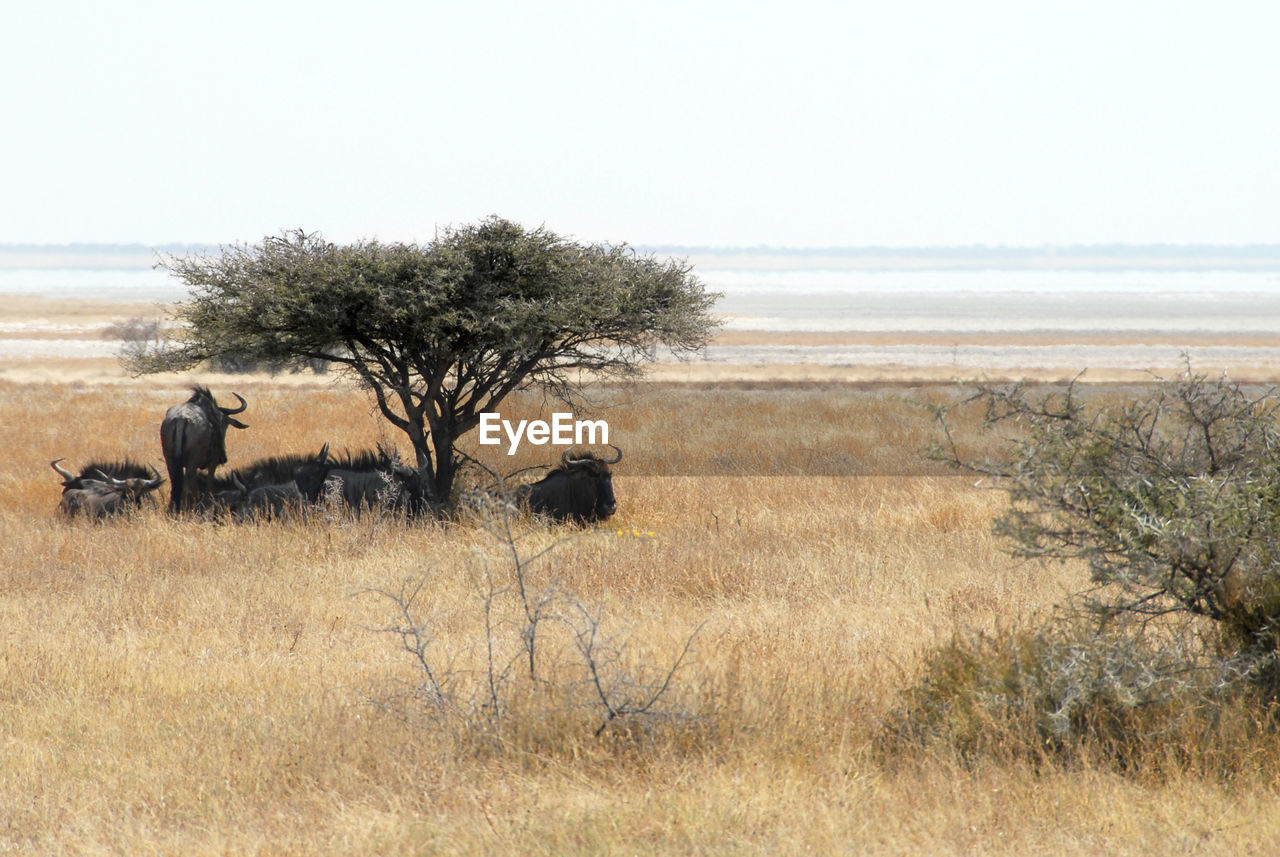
xmin=162 ymin=418 xmax=187 ymax=511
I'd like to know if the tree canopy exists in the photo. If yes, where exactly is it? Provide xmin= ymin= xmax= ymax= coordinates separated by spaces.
xmin=134 ymin=217 xmax=720 ymax=502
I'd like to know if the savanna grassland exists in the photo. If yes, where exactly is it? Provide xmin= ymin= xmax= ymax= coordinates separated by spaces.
xmin=4 ymin=369 xmax=1280 ymax=856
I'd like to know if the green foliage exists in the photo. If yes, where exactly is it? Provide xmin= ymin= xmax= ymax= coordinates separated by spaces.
xmin=130 ymin=218 xmax=720 ymax=501
xmin=936 ymin=366 xmax=1280 ymax=661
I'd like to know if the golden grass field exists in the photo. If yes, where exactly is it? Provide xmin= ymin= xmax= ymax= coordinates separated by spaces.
xmin=3 ymin=300 xmax=1280 ymax=854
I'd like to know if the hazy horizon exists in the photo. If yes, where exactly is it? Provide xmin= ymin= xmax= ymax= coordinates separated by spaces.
xmin=5 ymin=241 xmax=1280 ymax=257
xmin=5 ymin=242 xmax=1280 ymax=276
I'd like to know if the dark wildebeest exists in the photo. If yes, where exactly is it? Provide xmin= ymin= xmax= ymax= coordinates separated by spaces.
xmin=218 ymin=473 xmax=306 ymax=522
xmin=51 ymin=458 xmax=164 ymax=519
xmin=322 ymin=446 xmax=428 ymax=517
xmin=515 ymin=445 xmax=621 ymax=524
xmin=232 ymin=444 xmax=332 ymax=503
xmin=217 ymin=444 xmax=331 ymax=521
xmin=160 ymin=386 xmax=248 ymax=513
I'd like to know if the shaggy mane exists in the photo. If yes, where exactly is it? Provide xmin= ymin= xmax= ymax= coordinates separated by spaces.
xmin=81 ymin=459 xmax=158 ymax=481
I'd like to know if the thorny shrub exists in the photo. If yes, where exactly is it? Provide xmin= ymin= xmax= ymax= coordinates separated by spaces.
xmin=368 ymin=489 xmax=703 ymax=752
xmin=892 ymin=364 xmax=1280 ymax=771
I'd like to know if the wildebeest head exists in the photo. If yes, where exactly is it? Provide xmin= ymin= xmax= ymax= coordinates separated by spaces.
xmin=160 ymin=386 xmax=248 ymax=513
xmin=51 ymin=458 xmax=165 ymax=519
xmin=516 ymin=445 xmax=622 ymax=523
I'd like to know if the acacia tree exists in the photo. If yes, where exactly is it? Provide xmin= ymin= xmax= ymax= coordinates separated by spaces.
xmin=132 ymin=218 xmax=719 ymax=503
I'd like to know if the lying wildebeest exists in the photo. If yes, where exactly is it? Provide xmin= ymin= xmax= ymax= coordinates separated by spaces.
xmin=514 ymin=445 xmax=621 ymax=524
xmin=232 ymin=444 xmax=332 ymax=502
xmin=218 ymin=473 xmax=306 ymax=522
xmin=322 ymin=446 xmax=428 ymax=517
xmin=51 ymin=458 xmax=164 ymax=519
xmin=160 ymin=386 xmax=248 ymax=513
xmin=197 ymin=444 xmax=331 ymax=521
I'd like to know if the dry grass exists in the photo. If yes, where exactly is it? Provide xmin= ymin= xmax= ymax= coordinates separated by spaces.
xmin=3 ymin=376 xmax=1280 ymax=855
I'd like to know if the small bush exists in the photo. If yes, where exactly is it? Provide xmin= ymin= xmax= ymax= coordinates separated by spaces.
xmin=369 ymin=493 xmax=703 ymax=750
xmin=882 ymin=610 xmax=1280 ymax=775
xmin=914 ymin=362 xmax=1280 ymax=774
xmin=105 ymin=316 xmax=168 ymax=364
xmin=934 ymin=365 xmax=1280 ymax=665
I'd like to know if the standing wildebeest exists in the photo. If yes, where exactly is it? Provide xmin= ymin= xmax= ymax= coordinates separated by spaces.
xmin=160 ymin=386 xmax=248 ymax=513
xmin=51 ymin=458 xmax=164 ymax=519
xmin=515 ymin=445 xmax=622 ymax=524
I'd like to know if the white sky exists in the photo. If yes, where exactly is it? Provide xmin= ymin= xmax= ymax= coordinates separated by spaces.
xmin=3 ymin=1 xmax=1278 ymax=248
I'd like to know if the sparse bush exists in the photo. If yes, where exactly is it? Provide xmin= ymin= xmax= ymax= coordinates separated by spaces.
xmin=936 ymin=364 xmax=1280 ymax=675
xmin=881 ymin=613 xmax=1270 ymax=772
xmin=893 ymin=363 xmax=1280 ymax=772
xmin=105 ymin=316 xmax=168 ymax=363
xmin=370 ymin=491 xmax=702 ymax=746
xmin=202 ymin=352 xmax=330 ymax=375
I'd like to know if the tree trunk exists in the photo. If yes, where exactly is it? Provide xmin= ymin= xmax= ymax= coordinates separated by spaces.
xmin=415 ymin=411 xmax=456 ymax=506
xmin=407 ymin=419 xmax=431 ymax=471
xmin=432 ymin=430 xmax=456 ymax=503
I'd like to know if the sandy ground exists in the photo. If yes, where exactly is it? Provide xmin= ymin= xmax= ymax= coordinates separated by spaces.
xmin=2 ymin=296 xmax=1278 ymax=385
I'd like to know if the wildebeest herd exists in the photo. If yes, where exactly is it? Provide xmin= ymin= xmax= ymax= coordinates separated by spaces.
xmin=51 ymin=386 xmax=622 ymax=525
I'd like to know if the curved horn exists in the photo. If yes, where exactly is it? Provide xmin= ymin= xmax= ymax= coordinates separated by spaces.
xmin=561 ymin=448 xmax=587 ymax=467
xmin=221 ymin=392 xmax=248 ymax=415
xmin=50 ymin=458 xmax=76 ymax=481
xmin=602 ymin=444 xmax=622 ymax=464
xmin=93 ymin=469 xmax=128 ymax=488
xmin=146 ymin=466 xmax=165 ymax=490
